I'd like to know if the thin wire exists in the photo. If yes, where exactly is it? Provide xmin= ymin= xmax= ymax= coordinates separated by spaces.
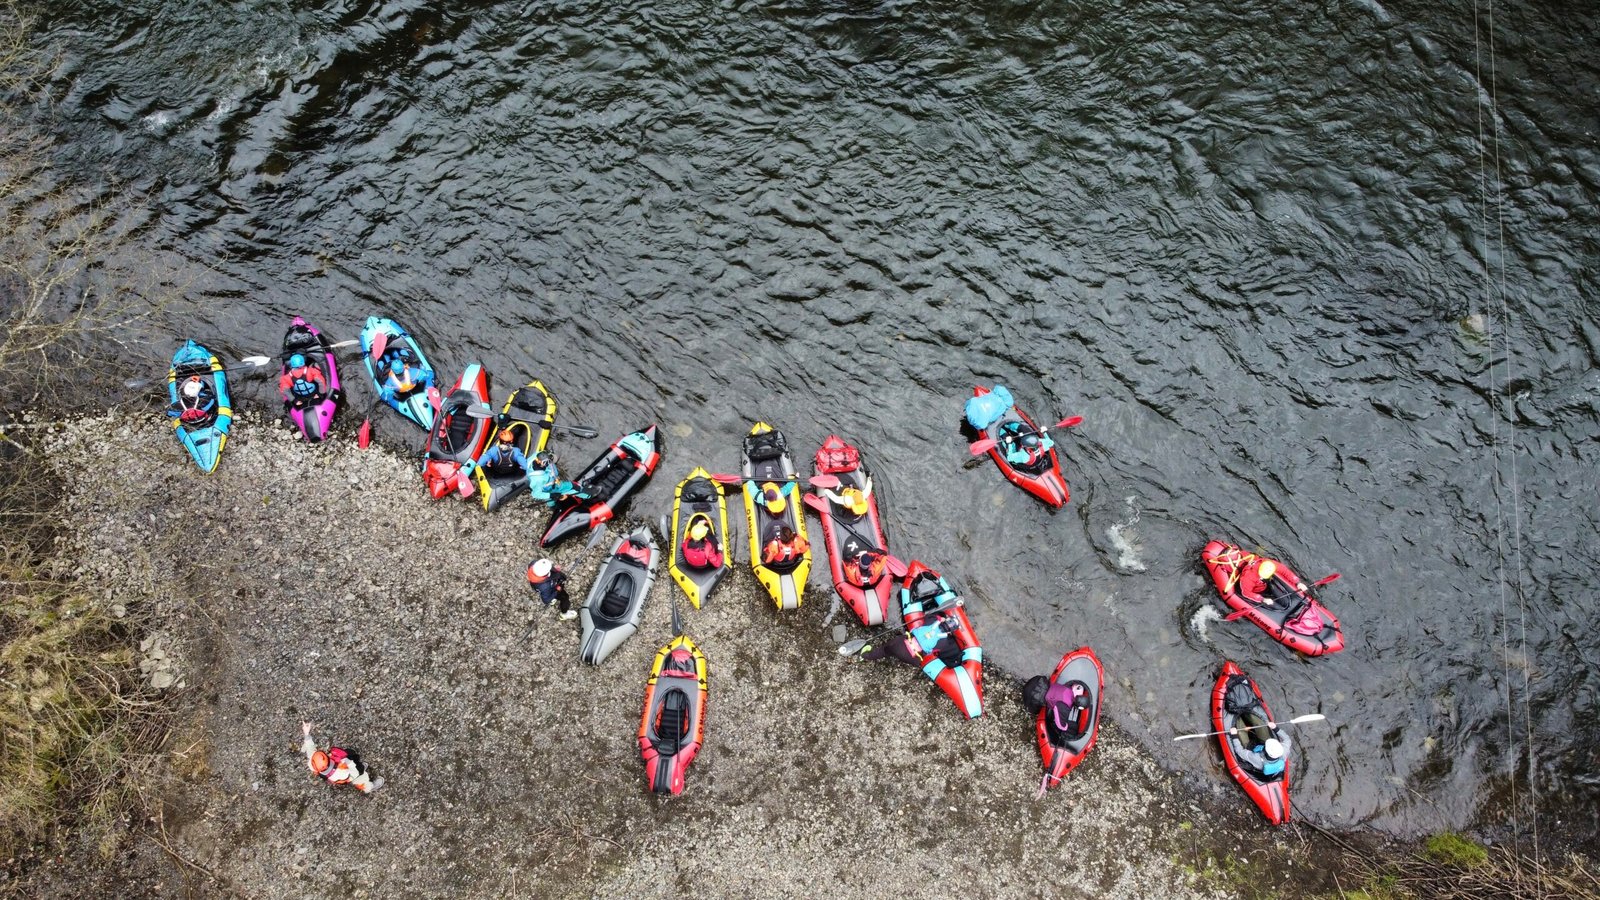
xmin=1470 ymin=0 xmax=1521 ymax=861
xmin=1484 ymin=0 xmax=1541 ymax=870
xmin=1474 ymin=0 xmax=1540 ymax=873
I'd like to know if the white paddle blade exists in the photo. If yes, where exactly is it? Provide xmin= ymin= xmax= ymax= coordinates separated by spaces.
xmin=240 ymin=355 xmax=271 ymax=367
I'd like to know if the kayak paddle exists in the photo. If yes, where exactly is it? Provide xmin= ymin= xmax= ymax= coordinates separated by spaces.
xmin=1222 ymin=573 xmax=1340 ymax=622
xmin=967 ymin=415 xmax=1083 ymax=456
xmin=1172 ymin=714 xmax=1327 ymax=742
xmin=837 ymin=596 xmax=963 ymax=656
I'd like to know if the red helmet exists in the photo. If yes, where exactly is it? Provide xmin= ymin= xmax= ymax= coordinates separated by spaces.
xmin=310 ymin=750 xmax=331 ymax=775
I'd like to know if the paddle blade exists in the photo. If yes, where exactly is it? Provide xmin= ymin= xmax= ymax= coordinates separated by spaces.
xmin=968 ymin=437 xmax=997 ymax=456
xmin=239 ymin=355 xmax=271 ymax=367
xmin=427 ymin=386 xmax=442 ymax=410
xmin=465 ymin=403 xmax=496 ymax=419
xmin=1312 ymin=573 xmax=1341 ymax=588
xmin=457 ymin=475 xmax=476 ymax=499
xmin=839 ymin=639 xmax=869 ymax=657
xmin=710 ymin=473 xmax=744 ymax=485
xmin=1287 ymin=714 xmax=1327 ymax=725
xmin=671 ymin=603 xmax=685 ymax=636
xmin=358 ymin=419 xmax=372 ymax=449
xmin=809 ymin=474 xmax=841 ymax=490
xmin=369 ymin=332 xmax=389 ymax=361
xmin=1223 ymin=607 xmax=1252 ymax=622
xmin=884 ymin=555 xmax=910 ymax=578
xmin=327 ymin=339 xmax=358 ymax=350
xmin=1051 ymin=415 xmax=1084 ymax=429
xmin=556 ymin=424 xmax=600 ymax=439
xmin=585 ymin=524 xmax=609 ymax=550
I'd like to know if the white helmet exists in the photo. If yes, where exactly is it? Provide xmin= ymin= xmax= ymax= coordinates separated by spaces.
xmin=1263 ymin=738 xmax=1284 ymax=759
xmin=181 ymin=378 xmax=202 ymax=399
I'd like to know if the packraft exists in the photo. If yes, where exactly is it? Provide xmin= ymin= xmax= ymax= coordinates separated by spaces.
xmin=1212 ymin=661 xmax=1292 ymax=825
xmin=541 ymin=426 xmax=661 ymax=547
xmin=899 ymin=562 xmax=983 ymax=718
xmin=1033 ymin=647 xmax=1103 ymax=790
xmin=803 ymin=435 xmax=894 ymax=626
xmin=578 ymin=528 xmax=659 ymax=665
xmin=422 ymin=364 xmax=492 ymax=499
xmin=473 ymin=380 xmax=556 ymax=512
xmin=967 ymin=385 xmax=1069 ymax=508
xmin=638 ymin=635 xmax=708 ymax=795
xmin=1202 ymin=541 xmax=1345 ymax=656
xmin=668 ymin=468 xmax=730 ymax=609
xmin=166 ymin=340 xmax=232 ymax=474
xmin=360 ymin=316 xmax=439 ymax=430
xmin=280 ymin=316 xmax=342 ymax=442
xmin=741 ymin=423 xmax=811 ymax=611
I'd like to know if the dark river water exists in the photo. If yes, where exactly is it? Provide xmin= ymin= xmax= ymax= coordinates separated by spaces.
xmin=30 ymin=0 xmax=1600 ymax=836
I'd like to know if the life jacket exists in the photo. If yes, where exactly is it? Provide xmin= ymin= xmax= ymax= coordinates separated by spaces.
xmin=763 ymin=537 xmax=805 ymax=563
xmin=682 ymin=537 xmax=722 ymax=569
xmin=843 ymin=554 xmax=885 ymax=587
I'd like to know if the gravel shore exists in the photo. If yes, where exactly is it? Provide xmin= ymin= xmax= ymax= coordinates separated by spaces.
xmin=30 ymin=410 xmax=1322 ymax=899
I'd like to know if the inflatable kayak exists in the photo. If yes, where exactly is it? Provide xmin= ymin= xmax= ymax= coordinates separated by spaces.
xmin=422 ymin=364 xmax=492 ymax=500
xmin=472 ymin=380 xmax=556 ymax=512
xmin=1202 ymin=541 xmax=1345 ymax=656
xmin=1212 ymin=661 xmax=1292 ymax=824
xmin=279 ymin=316 xmax=342 ymax=442
xmin=579 ymin=528 xmax=659 ymax=665
xmin=900 ymin=562 xmax=983 ymax=718
xmin=638 ymin=635 xmax=708 ymax=795
xmin=1033 ymin=647 xmax=1103 ymax=790
xmin=541 ymin=426 xmax=661 ymax=547
xmin=166 ymin=340 xmax=232 ymax=474
xmin=668 ymin=468 xmax=730 ymax=609
xmin=359 ymin=316 xmax=439 ymax=430
xmin=965 ymin=385 xmax=1068 ymax=508
xmin=741 ymin=423 xmax=811 ymax=611
xmin=803 ymin=435 xmax=894 ymax=626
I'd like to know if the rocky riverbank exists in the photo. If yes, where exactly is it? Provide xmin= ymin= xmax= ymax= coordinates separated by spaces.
xmin=15 ymin=410 xmax=1332 ymax=899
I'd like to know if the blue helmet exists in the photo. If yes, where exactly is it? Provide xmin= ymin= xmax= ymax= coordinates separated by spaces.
xmin=288 ymin=353 xmax=306 ymax=369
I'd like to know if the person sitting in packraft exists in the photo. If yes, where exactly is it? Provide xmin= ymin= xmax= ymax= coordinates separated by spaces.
xmin=761 ymin=524 xmax=809 ymax=567
xmin=1239 ymin=560 xmax=1299 ymax=609
xmin=377 ymin=346 xmax=432 ymax=403
xmin=526 ymin=451 xmax=575 ymax=505
xmin=816 ymin=477 xmax=872 ymax=518
xmin=998 ymin=420 xmax=1053 ymax=469
xmin=278 ymin=353 xmax=327 ymax=405
xmin=681 ymin=514 xmax=724 ymax=569
xmin=467 ymin=428 xmax=531 ymax=479
xmin=851 ymin=613 xmax=959 ymax=666
xmin=527 ymin=557 xmax=576 ymax=621
xmin=1226 ymin=686 xmax=1291 ymax=777
xmin=300 ymin=721 xmax=384 ymax=794
xmin=1024 ymin=676 xmax=1094 ymax=744
xmin=169 ymin=375 xmax=216 ymax=424
xmin=843 ymin=547 xmax=886 ymax=587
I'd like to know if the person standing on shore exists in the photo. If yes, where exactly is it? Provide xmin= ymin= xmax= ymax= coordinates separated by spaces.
xmin=300 ymin=722 xmax=384 ymax=794
xmin=527 ymin=558 xmax=576 ymax=621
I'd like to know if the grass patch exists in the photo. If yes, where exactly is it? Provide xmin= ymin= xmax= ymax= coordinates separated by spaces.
xmin=1423 ymin=832 xmax=1489 ymax=870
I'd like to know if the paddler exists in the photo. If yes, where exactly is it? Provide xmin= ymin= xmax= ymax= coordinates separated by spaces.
xmin=998 ymin=421 xmax=1052 ymax=467
xmin=169 ymin=375 xmax=216 ymax=424
xmin=300 ymin=721 xmax=384 ymax=794
xmin=680 ymin=514 xmax=723 ymax=569
xmin=377 ymin=346 xmax=433 ymax=403
xmin=278 ymin=353 xmax=327 ymax=405
xmin=1240 ymin=560 xmax=1297 ymax=608
xmin=467 ymin=428 xmax=532 ymax=479
xmin=842 ymin=547 xmax=886 ymax=587
xmin=761 ymin=524 xmax=809 ymax=566
xmin=816 ymin=477 xmax=872 ymax=517
xmin=1023 ymin=676 xmax=1094 ymax=743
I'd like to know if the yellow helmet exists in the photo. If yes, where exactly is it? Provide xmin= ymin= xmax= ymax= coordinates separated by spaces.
xmin=843 ymin=487 xmax=869 ymax=516
xmin=689 ymin=519 xmax=710 ymax=540
xmin=1257 ymin=560 xmax=1277 ymax=581
xmin=761 ymin=483 xmax=786 ymax=515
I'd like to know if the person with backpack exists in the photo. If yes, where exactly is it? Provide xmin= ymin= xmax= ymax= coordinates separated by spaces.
xmin=300 ymin=721 xmax=384 ymax=794
xmin=1024 ymin=676 xmax=1094 ymax=743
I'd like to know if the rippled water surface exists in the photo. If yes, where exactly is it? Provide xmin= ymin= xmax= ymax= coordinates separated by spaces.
xmin=31 ymin=0 xmax=1600 ymax=834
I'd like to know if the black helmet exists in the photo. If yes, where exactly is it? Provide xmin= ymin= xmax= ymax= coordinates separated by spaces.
xmin=1023 ymin=676 xmax=1050 ymax=715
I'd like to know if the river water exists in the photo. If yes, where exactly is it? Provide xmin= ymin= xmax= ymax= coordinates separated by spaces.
xmin=29 ymin=0 xmax=1599 ymax=836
